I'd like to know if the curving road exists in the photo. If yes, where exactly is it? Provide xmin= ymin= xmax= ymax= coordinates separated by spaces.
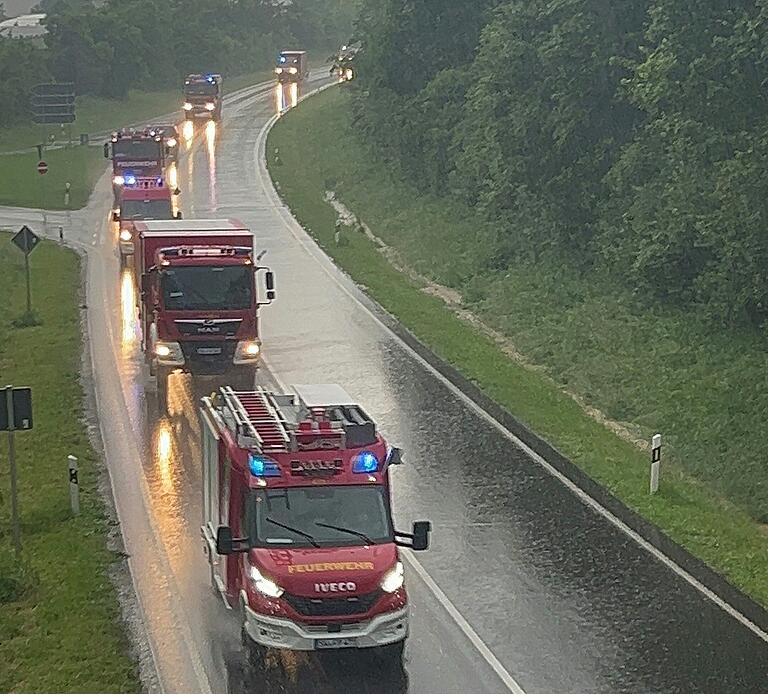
xmin=3 ymin=73 xmax=767 ymax=693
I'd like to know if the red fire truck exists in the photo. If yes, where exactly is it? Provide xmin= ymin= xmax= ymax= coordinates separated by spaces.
xmin=183 ymin=73 xmax=223 ymax=121
xmin=199 ymin=384 xmax=431 ymax=668
xmin=104 ymin=128 xmax=172 ymax=203
xmin=275 ymin=50 xmax=309 ymax=84
xmin=135 ymin=219 xmax=275 ymax=407
xmin=114 ymin=186 xmax=180 ymax=258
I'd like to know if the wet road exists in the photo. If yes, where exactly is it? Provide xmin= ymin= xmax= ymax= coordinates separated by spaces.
xmin=4 ymin=74 xmax=767 ymax=693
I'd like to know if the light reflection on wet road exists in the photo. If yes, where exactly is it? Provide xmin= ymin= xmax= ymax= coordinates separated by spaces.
xmin=78 ymin=73 xmax=768 ymax=693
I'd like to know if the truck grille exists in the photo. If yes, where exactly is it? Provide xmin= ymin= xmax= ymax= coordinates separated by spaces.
xmin=174 ymin=319 xmax=242 ymax=337
xmin=283 ymin=591 xmax=382 ymax=617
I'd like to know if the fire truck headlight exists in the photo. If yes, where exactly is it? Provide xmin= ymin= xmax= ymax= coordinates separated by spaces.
xmin=275 ymin=67 xmax=283 ymax=74
xmin=250 ymin=565 xmax=284 ymax=598
xmin=183 ymin=102 xmax=193 ymax=110
xmin=113 ymin=175 xmax=125 ymax=186
xmin=119 ymin=229 xmax=132 ymax=242
xmin=167 ymin=137 xmax=177 ymax=148
xmin=154 ymin=341 xmax=183 ymax=364
xmin=235 ymin=340 xmax=261 ymax=363
xmin=380 ymin=561 xmax=404 ymax=593
xmin=205 ymin=102 xmax=215 ymax=111
xmin=288 ymin=67 xmax=298 ymax=75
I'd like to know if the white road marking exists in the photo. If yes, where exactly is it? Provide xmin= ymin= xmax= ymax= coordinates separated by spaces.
xmin=253 ymin=85 xmax=768 ymax=661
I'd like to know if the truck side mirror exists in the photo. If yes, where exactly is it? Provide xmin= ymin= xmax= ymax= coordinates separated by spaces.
xmin=216 ymin=525 xmax=249 ymax=555
xmin=265 ymin=271 xmax=275 ymax=291
xmin=216 ymin=526 xmax=234 ymax=555
xmin=411 ymin=521 xmax=431 ymax=551
xmin=103 ymin=143 xmax=110 ymax=159
xmin=386 ymin=446 xmax=403 ymax=466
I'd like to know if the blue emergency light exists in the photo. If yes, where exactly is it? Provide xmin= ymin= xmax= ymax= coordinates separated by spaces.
xmin=125 ymin=174 xmax=137 ymax=186
xmin=352 ymin=451 xmax=379 ymax=474
xmin=249 ymin=454 xmax=281 ymax=477
xmin=279 ymin=55 xmax=286 ymax=63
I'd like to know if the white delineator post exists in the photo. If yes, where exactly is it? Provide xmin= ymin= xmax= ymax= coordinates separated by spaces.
xmin=68 ymin=455 xmax=80 ymax=515
xmin=650 ymin=434 xmax=662 ymax=494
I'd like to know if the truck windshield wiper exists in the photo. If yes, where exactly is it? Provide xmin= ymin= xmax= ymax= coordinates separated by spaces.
xmin=315 ymin=522 xmax=374 ymax=545
xmin=266 ymin=517 xmax=320 ymax=548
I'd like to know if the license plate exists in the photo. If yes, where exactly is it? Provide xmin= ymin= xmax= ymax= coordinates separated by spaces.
xmin=315 ymin=638 xmax=357 ymax=650
xmin=197 ymin=347 xmax=222 ymax=355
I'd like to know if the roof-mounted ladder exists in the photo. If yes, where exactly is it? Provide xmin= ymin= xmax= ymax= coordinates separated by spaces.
xmin=221 ymin=386 xmax=291 ymax=453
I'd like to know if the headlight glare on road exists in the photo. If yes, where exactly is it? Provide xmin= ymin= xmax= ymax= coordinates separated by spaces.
xmin=380 ymin=561 xmax=404 ymax=593
xmin=250 ymin=565 xmax=283 ymax=598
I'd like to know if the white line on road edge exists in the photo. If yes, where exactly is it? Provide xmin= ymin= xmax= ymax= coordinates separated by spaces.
xmin=254 ymin=86 xmax=768 ymax=652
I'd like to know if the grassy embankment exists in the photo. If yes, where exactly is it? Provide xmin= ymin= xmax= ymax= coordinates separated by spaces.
xmin=267 ymin=88 xmax=768 ymax=606
xmin=0 ymin=232 xmax=140 ymax=693
xmin=0 ymin=70 xmax=270 ymax=209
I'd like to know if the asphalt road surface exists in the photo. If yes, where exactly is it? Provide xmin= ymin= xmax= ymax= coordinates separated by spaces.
xmin=3 ymin=73 xmax=767 ymax=694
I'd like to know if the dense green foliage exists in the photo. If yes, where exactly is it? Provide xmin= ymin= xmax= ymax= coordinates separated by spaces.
xmin=351 ymin=0 xmax=768 ymax=327
xmin=0 ymin=0 xmax=357 ymax=124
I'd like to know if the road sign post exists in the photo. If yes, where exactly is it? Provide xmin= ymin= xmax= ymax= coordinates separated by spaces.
xmin=650 ymin=433 xmax=662 ymax=494
xmin=1 ymin=386 xmax=33 ymax=556
xmin=11 ymin=226 xmax=41 ymax=314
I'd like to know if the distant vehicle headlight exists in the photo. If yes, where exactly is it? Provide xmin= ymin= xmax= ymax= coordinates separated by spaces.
xmin=288 ymin=67 xmax=298 ymax=75
xmin=166 ymin=137 xmax=177 ymax=147
xmin=205 ymin=102 xmax=215 ymax=111
xmin=183 ymin=102 xmax=193 ymax=110
xmin=119 ymin=229 xmax=132 ymax=242
xmin=113 ymin=175 xmax=125 ymax=185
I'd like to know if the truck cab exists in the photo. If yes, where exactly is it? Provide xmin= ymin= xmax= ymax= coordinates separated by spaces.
xmin=200 ymin=384 xmax=431 ymax=669
xmin=275 ymin=51 xmax=308 ymax=84
xmin=115 ymin=186 xmax=180 ymax=257
xmin=183 ymin=73 xmax=223 ymax=122
xmin=136 ymin=219 xmax=275 ymax=408
xmin=104 ymin=129 xmax=168 ymax=203
xmin=147 ymin=123 xmax=180 ymax=162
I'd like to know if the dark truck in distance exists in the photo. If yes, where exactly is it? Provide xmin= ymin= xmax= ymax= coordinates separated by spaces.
xmin=275 ymin=50 xmax=308 ymax=84
xmin=183 ymin=73 xmax=223 ymax=121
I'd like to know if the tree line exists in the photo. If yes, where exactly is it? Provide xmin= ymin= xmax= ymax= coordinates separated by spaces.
xmin=351 ymin=0 xmax=768 ymax=328
xmin=0 ymin=0 xmax=357 ymax=126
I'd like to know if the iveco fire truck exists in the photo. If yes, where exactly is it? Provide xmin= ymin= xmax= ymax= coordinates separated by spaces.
xmin=135 ymin=219 xmax=275 ymax=408
xmin=200 ymin=384 xmax=431 ymax=668
xmin=275 ymin=50 xmax=308 ymax=84
xmin=104 ymin=128 xmax=171 ymax=203
xmin=183 ymin=73 xmax=223 ymax=121
xmin=114 ymin=186 xmax=180 ymax=258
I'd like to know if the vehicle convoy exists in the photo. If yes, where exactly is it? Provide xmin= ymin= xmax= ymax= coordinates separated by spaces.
xmin=330 ymin=42 xmax=359 ymax=81
xmin=104 ymin=128 xmax=172 ymax=202
xmin=275 ymin=50 xmax=308 ymax=84
xmin=135 ymin=219 xmax=275 ymax=406
xmin=183 ymin=73 xmax=223 ymax=121
xmin=114 ymin=186 xmax=180 ymax=258
xmin=200 ymin=384 xmax=432 ymax=668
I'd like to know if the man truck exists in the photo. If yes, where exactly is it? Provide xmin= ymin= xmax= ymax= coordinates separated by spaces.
xmin=135 ymin=219 xmax=274 ymax=408
xmin=200 ymin=383 xmax=432 ymax=671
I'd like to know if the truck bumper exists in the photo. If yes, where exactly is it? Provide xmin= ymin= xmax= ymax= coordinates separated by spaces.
xmin=244 ymin=605 xmax=408 ymax=651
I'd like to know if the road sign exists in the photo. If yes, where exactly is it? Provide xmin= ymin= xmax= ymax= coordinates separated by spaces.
xmin=12 ymin=225 xmax=41 ymax=256
xmin=2 ymin=385 xmax=33 ymax=556
xmin=0 ymin=387 xmax=33 ymax=431
xmin=30 ymin=82 xmax=76 ymax=125
xmin=37 ymin=160 xmax=48 ymax=175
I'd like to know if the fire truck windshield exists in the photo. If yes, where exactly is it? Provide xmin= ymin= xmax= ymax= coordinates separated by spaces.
xmin=121 ymin=199 xmax=172 ymax=219
xmin=252 ymin=486 xmax=392 ymax=547
xmin=185 ymin=83 xmax=217 ymax=96
xmin=161 ymin=266 xmax=252 ymax=311
xmin=113 ymin=140 xmax=162 ymax=159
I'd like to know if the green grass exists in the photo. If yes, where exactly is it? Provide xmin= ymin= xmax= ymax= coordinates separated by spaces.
xmin=0 ymin=145 xmax=106 ymax=209
xmin=267 ymin=87 xmax=768 ymax=607
xmin=0 ymin=70 xmax=271 ymax=153
xmin=0 ymin=233 xmax=140 ymax=693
